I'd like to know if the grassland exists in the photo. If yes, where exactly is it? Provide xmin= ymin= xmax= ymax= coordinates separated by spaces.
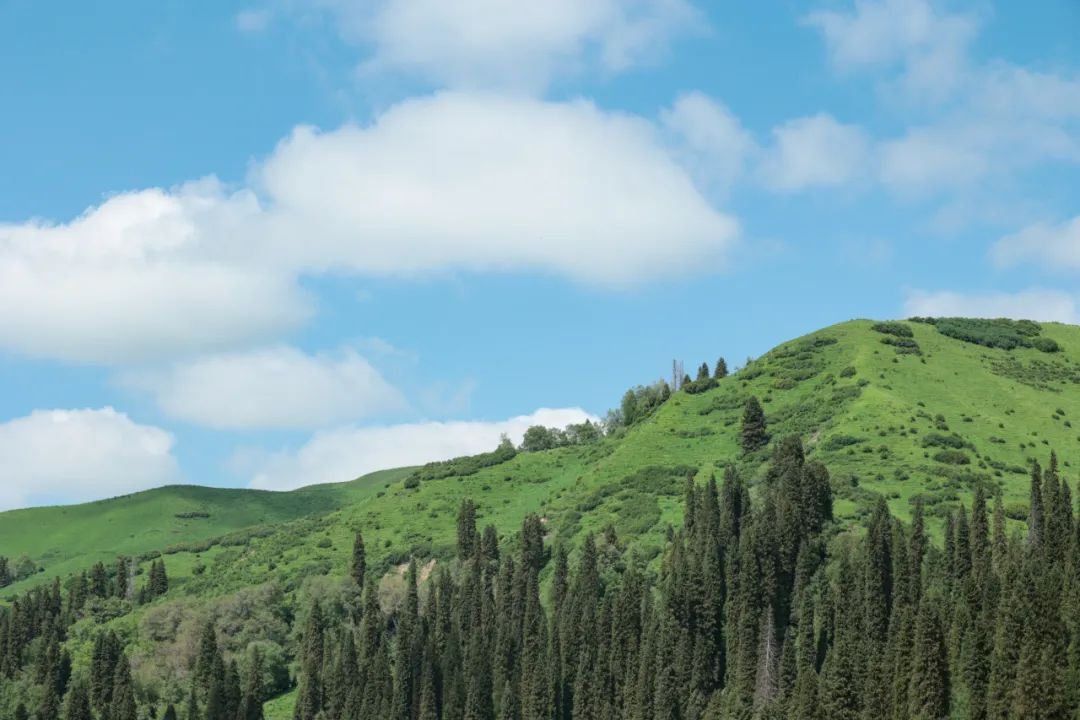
xmin=10 ymin=318 xmax=1080 ymax=599
xmin=7 ymin=317 xmax=1080 ymax=715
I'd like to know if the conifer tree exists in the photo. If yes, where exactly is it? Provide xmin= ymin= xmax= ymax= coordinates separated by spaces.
xmin=63 ymin=679 xmax=92 ymax=720
xmin=110 ymin=655 xmax=138 ymax=720
xmin=294 ymin=600 xmax=326 ymax=720
xmin=714 ymin=357 xmax=728 ymax=379
xmin=908 ymin=602 xmax=949 ymax=720
xmin=351 ymin=531 xmax=366 ymax=587
xmin=740 ymin=396 xmax=769 ymax=453
xmin=458 ymin=500 xmax=479 ymax=560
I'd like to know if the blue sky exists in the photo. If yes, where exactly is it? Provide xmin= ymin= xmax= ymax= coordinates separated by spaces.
xmin=1 ymin=0 xmax=1079 ymax=509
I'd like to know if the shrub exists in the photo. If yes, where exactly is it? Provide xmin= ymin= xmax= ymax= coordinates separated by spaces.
xmin=933 ymin=317 xmax=1044 ymax=351
xmin=839 ymin=366 xmax=856 ymax=378
xmin=1033 ymin=337 xmax=1061 ymax=353
xmin=922 ymin=433 xmax=971 ymax=449
xmin=880 ymin=336 xmax=922 ymax=354
xmin=683 ymin=377 xmax=719 ymax=394
xmin=933 ymin=449 xmax=971 ymax=465
xmin=871 ymin=321 xmax=914 ymax=338
xmin=403 ymin=476 xmax=420 ymax=489
xmin=822 ymin=434 xmax=864 ymax=451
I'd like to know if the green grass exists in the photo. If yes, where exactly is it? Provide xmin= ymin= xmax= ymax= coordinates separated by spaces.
xmin=0 ymin=467 xmax=411 ymax=597
xmin=13 ymin=318 xmax=1080 ymax=601
xmin=9 ymin=317 xmax=1080 ymax=712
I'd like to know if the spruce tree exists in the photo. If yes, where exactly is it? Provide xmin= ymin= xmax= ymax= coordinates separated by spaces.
xmin=63 ymin=679 xmax=93 ymax=720
xmin=907 ymin=602 xmax=949 ymax=720
xmin=458 ymin=500 xmax=478 ymax=560
xmin=351 ymin=531 xmax=366 ymax=587
xmin=110 ymin=655 xmax=138 ymax=720
xmin=740 ymin=396 xmax=769 ymax=453
xmin=714 ymin=357 xmax=728 ymax=379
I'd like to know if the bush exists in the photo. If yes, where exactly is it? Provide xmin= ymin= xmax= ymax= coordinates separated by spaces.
xmin=822 ymin=434 xmax=864 ymax=451
xmin=871 ymin=321 xmax=914 ymax=338
xmin=682 ymin=377 xmax=718 ymax=394
xmin=934 ymin=317 xmax=1045 ymax=351
xmin=409 ymin=437 xmax=517 ymax=482
xmin=933 ymin=450 xmax=971 ymax=465
xmin=839 ymin=366 xmax=857 ymax=378
xmin=921 ymin=433 xmax=972 ymax=450
xmin=1033 ymin=337 xmax=1061 ymax=353
xmin=880 ymin=336 xmax=922 ymax=354
xmin=403 ymin=476 xmax=420 ymax=489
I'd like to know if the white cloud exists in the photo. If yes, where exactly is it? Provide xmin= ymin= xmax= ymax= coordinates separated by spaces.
xmin=0 ymin=408 xmax=181 ymax=511
xmin=120 ymin=346 xmax=406 ymax=431
xmin=252 ymin=92 xmax=737 ymax=284
xmin=877 ymin=125 xmax=989 ymax=194
xmin=661 ymin=92 xmax=757 ymax=193
xmin=0 ymin=180 xmax=311 ymax=364
xmin=991 ymin=216 xmax=1080 ymax=272
xmin=306 ymin=0 xmax=696 ymax=90
xmin=903 ymin=288 xmax=1080 ymax=323
xmin=246 ymin=407 xmax=596 ymax=490
xmin=804 ymin=0 xmax=977 ymax=102
xmin=0 ymin=93 xmax=736 ymax=365
xmin=758 ymin=114 xmax=870 ymax=191
xmin=807 ymin=1 xmax=1080 ymax=196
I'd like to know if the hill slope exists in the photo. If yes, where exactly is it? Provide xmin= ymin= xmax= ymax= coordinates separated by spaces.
xmin=10 ymin=317 xmax=1078 ymax=598
xmin=0 ymin=467 xmax=411 ymax=597
xmin=4 ymin=317 xmax=1080 ymax=716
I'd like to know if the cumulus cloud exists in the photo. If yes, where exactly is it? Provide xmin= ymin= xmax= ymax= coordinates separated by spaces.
xmin=992 ymin=216 xmax=1080 ymax=272
xmin=807 ymin=0 xmax=1080 ymax=195
xmin=120 ymin=346 xmax=406 ymax=431
xmin=253 ymin=92 xmax=737 ymax=283
xmin=299 ymin=0 xmax=697 ymax=90
xmin=0 ymin=181 xmax=311 ymax=364
xmin=903 ymin=288 xmax=1080 ymax=323
xmin=0 ymin=92 xmax=737 ymax=365
xmin=0 ymin=408 xmax=181 ymax=511
xmin=758 ymin=114 xmax=870 ymax=191
xmin=804 ymin=0 xmax=977 ymax=102
xmin=245 ymin=407 xmax=596 ymax=490
xmin=661 ymin=92 xmax=757 ymax=193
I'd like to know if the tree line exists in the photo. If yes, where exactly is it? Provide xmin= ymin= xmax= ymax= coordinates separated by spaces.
xmin=6 ymin=432 xmax=1080 ymax=719
xmin=273 ymin=443 xmax=1080 ymax=720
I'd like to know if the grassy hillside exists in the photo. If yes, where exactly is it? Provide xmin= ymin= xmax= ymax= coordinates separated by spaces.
xmin=0 ymin=467 xmax=411 ymax=597
xmin=10 ymin=318 xmax=1080 ymax=597
xmin=6 ymin=317 xmax=1080 ymax=715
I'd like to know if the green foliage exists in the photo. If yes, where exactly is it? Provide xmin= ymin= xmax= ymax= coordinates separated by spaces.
xmin=410 ymin=439 xmax=517 ymax=483
xmin=871 ymin=321 xmax=914 ymax=338
xmin=933 ymin=317 xmax=1058 ymax=352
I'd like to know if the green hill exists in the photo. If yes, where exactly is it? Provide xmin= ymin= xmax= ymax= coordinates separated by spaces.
xmin=9 ymin=317 xmax=1080 ymax=597
xmin=0 ymin=468 xmax=412 ymax=597
xmin=4 ymin=316 xmax=1080 ymax=716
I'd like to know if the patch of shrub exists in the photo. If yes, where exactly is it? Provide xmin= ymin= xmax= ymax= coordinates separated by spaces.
xmin=683 ymin=377 xmax=719 ymax=394
xmin=839 ymin=366 xmax=857 ymax=378
xmin=871 ymin=321 xmax=914 ymax=338
xmin=409 ymin=438 xmax=517 ymax=482
xmin=921 ymin=432 xmax=972 ymax=450
xmin=822 ymin=434 xmax=864 ymax=451
xmin=933 ymin=449 xmax=971 ymax=465
xmin=933 ymin=317 xmax=1049 ymax=351
xmin=174 ymin=511 xmax=211 ymax=519
xmin=880 ymin=336 xmax=922 ymax=354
